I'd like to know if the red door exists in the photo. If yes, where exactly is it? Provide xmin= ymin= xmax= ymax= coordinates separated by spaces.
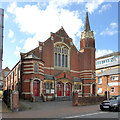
xmin=92 ymin=84 xmax=96 ymax=95
xmin=33 ymin=80 xmax=40 ymax=96
xmin=65 ymin=83 xmax=71 ymax=96
xmin=57 ymin=82 xmax=63 ymax=96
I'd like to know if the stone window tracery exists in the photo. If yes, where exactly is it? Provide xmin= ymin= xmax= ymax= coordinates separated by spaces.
xmin=54 ymin=44 xmax=69 ymax=69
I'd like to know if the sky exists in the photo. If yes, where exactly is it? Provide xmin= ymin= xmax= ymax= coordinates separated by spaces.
xmin=0 ymin=0 xmax=119 ymax=70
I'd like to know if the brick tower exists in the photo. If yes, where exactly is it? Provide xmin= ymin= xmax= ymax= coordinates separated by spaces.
xmin=80 ymin=11 xmax=95 ymax=70
xmin=80 ymin=11 xmax=96 ymax=96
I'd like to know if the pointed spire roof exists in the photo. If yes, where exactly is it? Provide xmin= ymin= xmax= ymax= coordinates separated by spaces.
xmin=84 ymin=11 xmax=91 ymax=32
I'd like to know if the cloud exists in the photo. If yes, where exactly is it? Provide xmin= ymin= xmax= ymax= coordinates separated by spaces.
xmin=100 ymin=28 xmax=117 ymax=35
xmin=7 ymin=2 xmax=17 ymax=13
xmin=7 ymin=2 xmax=84 ymax=52
xmin=11 ymin=39 xmax=16 ymax=43
xmin=7 ymin=1 xmax=105 ymax=52
xmin=96 ymin=49 xmax=113 ymax=58
xmin=4 ymin=13 xmax=8 ymax=19
xmin=23 ymin=36 xmax=39 ymax=52
xmin=110 ymin=22 xmax=117 ymax=28
xmin=85 ymin=0 xmax=104 ymax=14
xmin=14 ymin=46 xmax=21 ymax=57
xmin=8 ymin=29 xmax=14 ymax=38
xmin=19 ymin=39 xmax=24 ymax=43
xmin=100 ymin=22 xmax=118 ymax=36
xmin=99 ymin=3 xmax=111 ymax=13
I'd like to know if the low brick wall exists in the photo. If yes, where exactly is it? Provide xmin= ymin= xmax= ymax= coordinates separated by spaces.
xmin=72 ymin=92 xmax=106 ymax=106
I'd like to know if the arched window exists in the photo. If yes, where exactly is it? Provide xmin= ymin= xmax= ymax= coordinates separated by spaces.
xmin=54 ymin=44 xmax=69 ymax=69
xmin=44 ymin=82 xmax=53 ymax=89
xmin=50 ymin=83 xmax=53 ymax=89
xmin=46 ymin=82 xmax=49 ymax=89
xmin=44 ymin=83 xmax=46 ymax=89
xmin=74 ymin=84 xmax=81 ymax=90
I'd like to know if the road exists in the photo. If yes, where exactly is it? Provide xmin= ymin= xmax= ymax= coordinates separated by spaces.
xmin=64 ymin=111 xmax=119 ymax=119
xmin=1 ymin=100 xmax=120 ymax=119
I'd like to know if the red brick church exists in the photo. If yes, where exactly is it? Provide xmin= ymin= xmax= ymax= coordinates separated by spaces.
xmin=5 ymin=12 xmax=96 ymax=101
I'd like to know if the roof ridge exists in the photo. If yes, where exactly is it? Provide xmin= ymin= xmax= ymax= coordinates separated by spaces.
xmin=55 ymin=26 xmax=69 ymax=38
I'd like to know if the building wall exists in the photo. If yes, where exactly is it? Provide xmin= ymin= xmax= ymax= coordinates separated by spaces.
xmin=21 ymin=58 xmax=44 ymax=99
xmin=5 ymin=62 xmax=21 ymax=91
xmin=0 ymin=9 xmax=4 ymax=89
xmin=5 ymin=27 xmax=96 ymax=100
xmin=96 ymin=74 xmax=120 ymax=96
xmin=96 ymin=52 xmax=120 ymax=96
xmin=2 ymin=67 xmax=10 ymax=90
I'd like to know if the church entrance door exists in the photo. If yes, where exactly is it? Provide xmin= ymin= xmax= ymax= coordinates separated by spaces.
xmin=65 ymin=83 xmax=71 ymax=96
xmin=33 ymin=80 xmax=40 ymax=96
xmin=57 ymin=82 xmax=63 ymax=96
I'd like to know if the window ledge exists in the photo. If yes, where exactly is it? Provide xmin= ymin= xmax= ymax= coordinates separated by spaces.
xmin=54 ymin=66 xmax=70 ymax=71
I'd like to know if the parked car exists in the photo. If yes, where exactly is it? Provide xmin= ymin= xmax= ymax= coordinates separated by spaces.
xmin=100 ymin=95 xmax=120 ymax=111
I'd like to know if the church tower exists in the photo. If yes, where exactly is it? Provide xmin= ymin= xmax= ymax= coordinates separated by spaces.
xmin=80 ymin=11 xmax=95 ymax=50
xmin=79 ymin=11 xmax=96 ymax=96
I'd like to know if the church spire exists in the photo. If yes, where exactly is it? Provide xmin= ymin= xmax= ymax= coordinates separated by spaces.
xmin=84 ymin=11 xmax=91 ymax=32
xmin=80 ymin=10 xmax=95 ymax=50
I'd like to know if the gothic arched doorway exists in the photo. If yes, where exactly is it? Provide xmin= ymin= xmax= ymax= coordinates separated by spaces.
xmin=65 ymin=83 xmax=72 ymax=96
xmin=33 ymin=80 xmax=40 ymax=96
xmin=92 ymin=84 xmax=96 ymax=95
xmin=57 ymin=82 xmax=64 ymax=96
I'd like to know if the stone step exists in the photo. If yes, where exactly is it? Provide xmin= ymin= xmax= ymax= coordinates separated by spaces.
xmin=55 ymin=96 xmax=72 ymax=101
xmin=35 ymin=96 xmax=43 ymax=102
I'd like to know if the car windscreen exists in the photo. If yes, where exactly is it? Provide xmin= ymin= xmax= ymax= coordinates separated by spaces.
xmin=109 ymin=96 xmax=117 ymax=100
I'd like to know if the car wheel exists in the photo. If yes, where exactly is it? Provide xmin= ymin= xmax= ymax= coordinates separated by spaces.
xmin=118 ymin=105 xmax=120 ymax=112
xmin=100 ymin=108 xmax=104 ymax=111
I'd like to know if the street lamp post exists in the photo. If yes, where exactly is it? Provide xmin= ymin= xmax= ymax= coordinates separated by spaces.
xmin=106 ymin=75 xmax=109 ymax=100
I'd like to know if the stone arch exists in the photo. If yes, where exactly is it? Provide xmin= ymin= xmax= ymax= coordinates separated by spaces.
xmin=90 ymin=82 xmax=97 ymax=96
xmin=54 ymin=42 xmax=70 ymax=49
xmin=57 ymin=81 xmax=64 ymax=96
xmin=31 ymin=78 xmax=42 ymax=96
xmin=65 ymin=82 xmax=72 ymax=96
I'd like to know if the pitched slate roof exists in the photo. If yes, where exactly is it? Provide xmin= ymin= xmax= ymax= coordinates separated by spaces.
xmin=44 ymin=74 xmax=54 ymax=80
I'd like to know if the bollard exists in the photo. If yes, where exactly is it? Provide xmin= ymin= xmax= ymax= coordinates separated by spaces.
xmin=12 ymin=91 xmax=19 ymax=112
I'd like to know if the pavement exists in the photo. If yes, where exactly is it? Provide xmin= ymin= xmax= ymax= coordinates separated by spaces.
xmin=0 ymin=99 xmax=12 ymax=120
xmin=0 ymin=99 xmax=11 ymax=113
xmin=1 ymin=99 xmax=120 ymax=119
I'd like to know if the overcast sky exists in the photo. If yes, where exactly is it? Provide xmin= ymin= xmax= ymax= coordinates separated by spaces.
xmin=1 ymin=0 xmax=119 ymax=69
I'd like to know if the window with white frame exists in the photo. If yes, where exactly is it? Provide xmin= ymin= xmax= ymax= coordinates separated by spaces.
xmin=54 ymin=44 xmax=69 ymax=69
xmin=74 ymin=84 xmax=81 ymax=90
xmin=44 ymin=82 xmax=54 ymax=94
xmin=98 ymin=88 xmax=102 ymax=93
xmin=111 ymin=87 xmax=115 ymax=93
xmin=111 ymin=76 xmax=118 ymax=81
xmin=98 ymin=77 xmax=102 ymax=84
